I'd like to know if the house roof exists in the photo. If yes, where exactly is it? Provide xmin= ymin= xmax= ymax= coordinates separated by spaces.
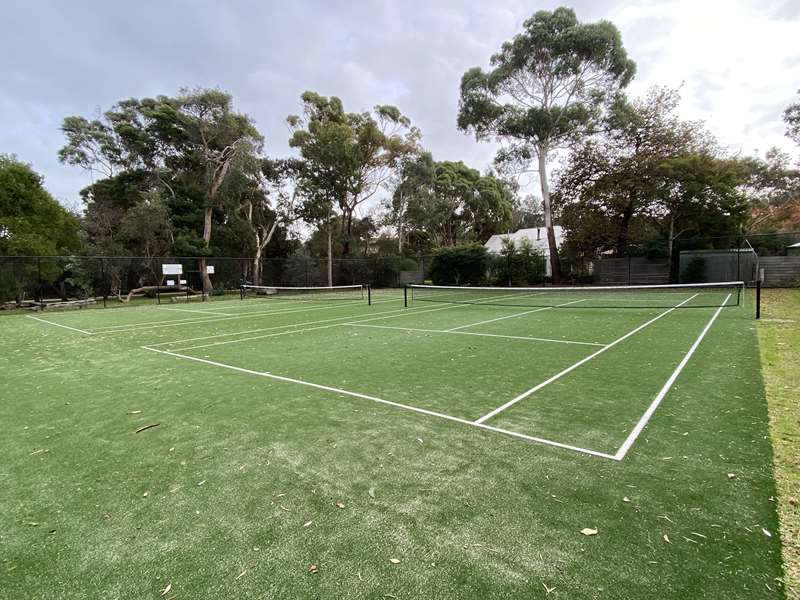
xmin=484 ymin=226 xmax=564 ymax=253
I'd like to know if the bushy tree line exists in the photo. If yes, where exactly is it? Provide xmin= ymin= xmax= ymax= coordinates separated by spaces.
xmin=1 ymin=6 xmax=798 ymax=293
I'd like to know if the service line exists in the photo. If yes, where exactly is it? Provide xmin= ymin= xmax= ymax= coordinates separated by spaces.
xmin=474 ymin=294 xmax=700 ymax=425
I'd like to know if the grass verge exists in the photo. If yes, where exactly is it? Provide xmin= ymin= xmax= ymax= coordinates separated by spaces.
xmin=758 ymin=288 xmax=800 ymax=599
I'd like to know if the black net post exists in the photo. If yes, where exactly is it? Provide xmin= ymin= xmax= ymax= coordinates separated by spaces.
xmin=756 ymin=278 xmax=761 ymax=319
xmin=404 ymin=285 xmax=408 ymax=307
xmin=367 ymin=284 xmax=371 ymax=305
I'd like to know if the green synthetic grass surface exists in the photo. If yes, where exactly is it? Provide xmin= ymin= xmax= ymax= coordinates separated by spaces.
xmin=759 ymin=289 xmax=800 ymax=599
xmin=0 ymin=289 xmax=785 ymax=598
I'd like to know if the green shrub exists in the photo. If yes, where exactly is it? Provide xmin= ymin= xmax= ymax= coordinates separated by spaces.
xmin=430 ymin=244 xmax=488 ymax=285
xmin=681 ymin=256 xmax=707 ymax=283
xmin=490 ymin=238 xmax=545 ymax=286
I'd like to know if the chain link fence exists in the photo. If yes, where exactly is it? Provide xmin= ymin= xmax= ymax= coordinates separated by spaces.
xmin=1 ymin=233 xmax=797 ymax=313
xmin=558 ymin=232 xmax=800 ymax=288
xmin=0 ymin=254 xmax=433 ymax=312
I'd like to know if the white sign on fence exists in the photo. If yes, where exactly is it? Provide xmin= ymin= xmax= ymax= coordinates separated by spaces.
xmin=179 ymin=279 xmax=187 ymax=285
xmin=166 ymin=279 xmax=175 ymax=286
xmin=206 ymin=265 xmax=215 ymax=274
xmin=162 ymin=264 xmax=183 ymax=275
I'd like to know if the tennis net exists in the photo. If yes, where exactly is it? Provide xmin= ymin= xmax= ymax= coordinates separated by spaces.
xmin=241 ymin=284 xmax=368 ymax=303
xmin=407 ymin=282 xmax=743 ymax=309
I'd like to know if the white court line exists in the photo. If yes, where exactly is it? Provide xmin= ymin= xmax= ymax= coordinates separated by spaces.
xmin=172 ymin=322 xmax=344 ymax=351
xmin=141 ymin=346 xmax=617 ymax=460
xmin=346 ymin=323 xmax=605 ymax=347
xmin=26 ymin=315 xmax=95 ymax=335
xmin=87 ymin=297 xmax=400 ymax=333
xmin=165 ymin=298 xmax=513 ymax=351
xmin=447 ymin=299 xmax=587 ymax=331
xmin=473 ymin=294 xmax=700 ymax=425
xmin=89 ymin=297 xmax=396 ymax=331
xmin=614 ymin=294 xmax=731 ymax=460
xmin=159 ymin=306 xmax=236 ymax=316
xmin=170 ymin=297 xmax=363 ymax=314
xmin=149 ymin=292 xmax=524 ymax=348
xmin=147 ymin=304 xmax=415 ymax=347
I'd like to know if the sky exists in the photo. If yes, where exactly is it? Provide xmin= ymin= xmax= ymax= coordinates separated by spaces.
xmin=1 ymin=0 xmax=799 ymax=212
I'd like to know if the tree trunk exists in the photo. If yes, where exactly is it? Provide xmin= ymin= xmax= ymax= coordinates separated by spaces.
xmin=667 ymin=213 xmax=675 ymax=281
xmin=253 ymin=240 xmax=262 ymax=286
xmin=326 ymin=211 xmax=333 ymax=287
xmin=200 ymin=206 xmax=213 ymax=294
xmin=252 ymin=221 xmax=278 ymax=286
xmin=398 ymin=191 xmax=404 ymax=254
xmin=343 ymin=206 xmax=353 ymax=256
xmin=537 ymin=149 xmax=562 ymax=283
xmin=617 ymin=195 xmax=635 ymax=254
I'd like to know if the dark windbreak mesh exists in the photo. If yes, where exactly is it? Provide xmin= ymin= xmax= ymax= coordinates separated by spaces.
xmin=409 ymin=283 xmax=743 ymax=309
xmin=241 ymin=284 xmax=366 ymax=302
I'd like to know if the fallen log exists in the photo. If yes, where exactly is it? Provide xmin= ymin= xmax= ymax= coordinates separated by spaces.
xmin=122 ymin=285 xmax=197 ymax=303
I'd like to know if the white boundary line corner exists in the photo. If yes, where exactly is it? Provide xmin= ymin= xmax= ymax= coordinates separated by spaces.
xmin=26 ymin=315 xmax=94 ymax=335
xmin=613 ymin=294 xmax=731 ymax=460
xmin=446 ymin=299 xmax=587 ymax=331
xmin=473 ymin=294 xmax=700 ymax=425
xmin=141 ymin=345 xmax=618 ymax=460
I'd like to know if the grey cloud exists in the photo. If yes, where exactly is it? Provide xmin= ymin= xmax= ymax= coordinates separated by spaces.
xmin=1 ymin=0 xmax=797 ymax=208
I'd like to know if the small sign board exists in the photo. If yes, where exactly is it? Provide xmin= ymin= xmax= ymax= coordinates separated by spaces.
xmin=166 ymin=279 xmax=175 ymax=286
xmin=179 ymin=279 xmax=187 ymax=285
xmin=206 ymin=265 xmax=215 ymax=274
xmin=162 ymin=263 xmax=183 ymax=275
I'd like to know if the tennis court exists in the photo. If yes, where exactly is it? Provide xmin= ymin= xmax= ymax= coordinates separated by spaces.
xmin=24 ymin=282 xmax=745 ymax=460
xmin=1 ymin=283 xmax=784 ymax=598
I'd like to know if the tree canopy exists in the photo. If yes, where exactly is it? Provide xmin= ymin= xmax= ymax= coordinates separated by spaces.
xmin=385 ymin=153 xmax=514 ymax=248
xmin=288 ymin=92 xmax=420 ymax=256
xmin=59 ymin=88 xmax=271 ymax=290
xmin=0 ymin=155 xmax=80 ymax=256
xmin=555 ymin=87 xmax=749 ymax=263
xmin=457 ymin=6 xmax=636 ymax=281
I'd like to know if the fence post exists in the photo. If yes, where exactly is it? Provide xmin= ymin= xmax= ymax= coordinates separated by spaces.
xmin=37 ymin=256 xmax=42 ymax=303
xmin=404 ymin=285 xmax=408 ymax=308
xmin=101 ymin=257 xmax=107 ymax=308
xmin=627 ymin=251 xmax=631 ymax=286
xmin=736 ymin=237 xmax=741 ymax=282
